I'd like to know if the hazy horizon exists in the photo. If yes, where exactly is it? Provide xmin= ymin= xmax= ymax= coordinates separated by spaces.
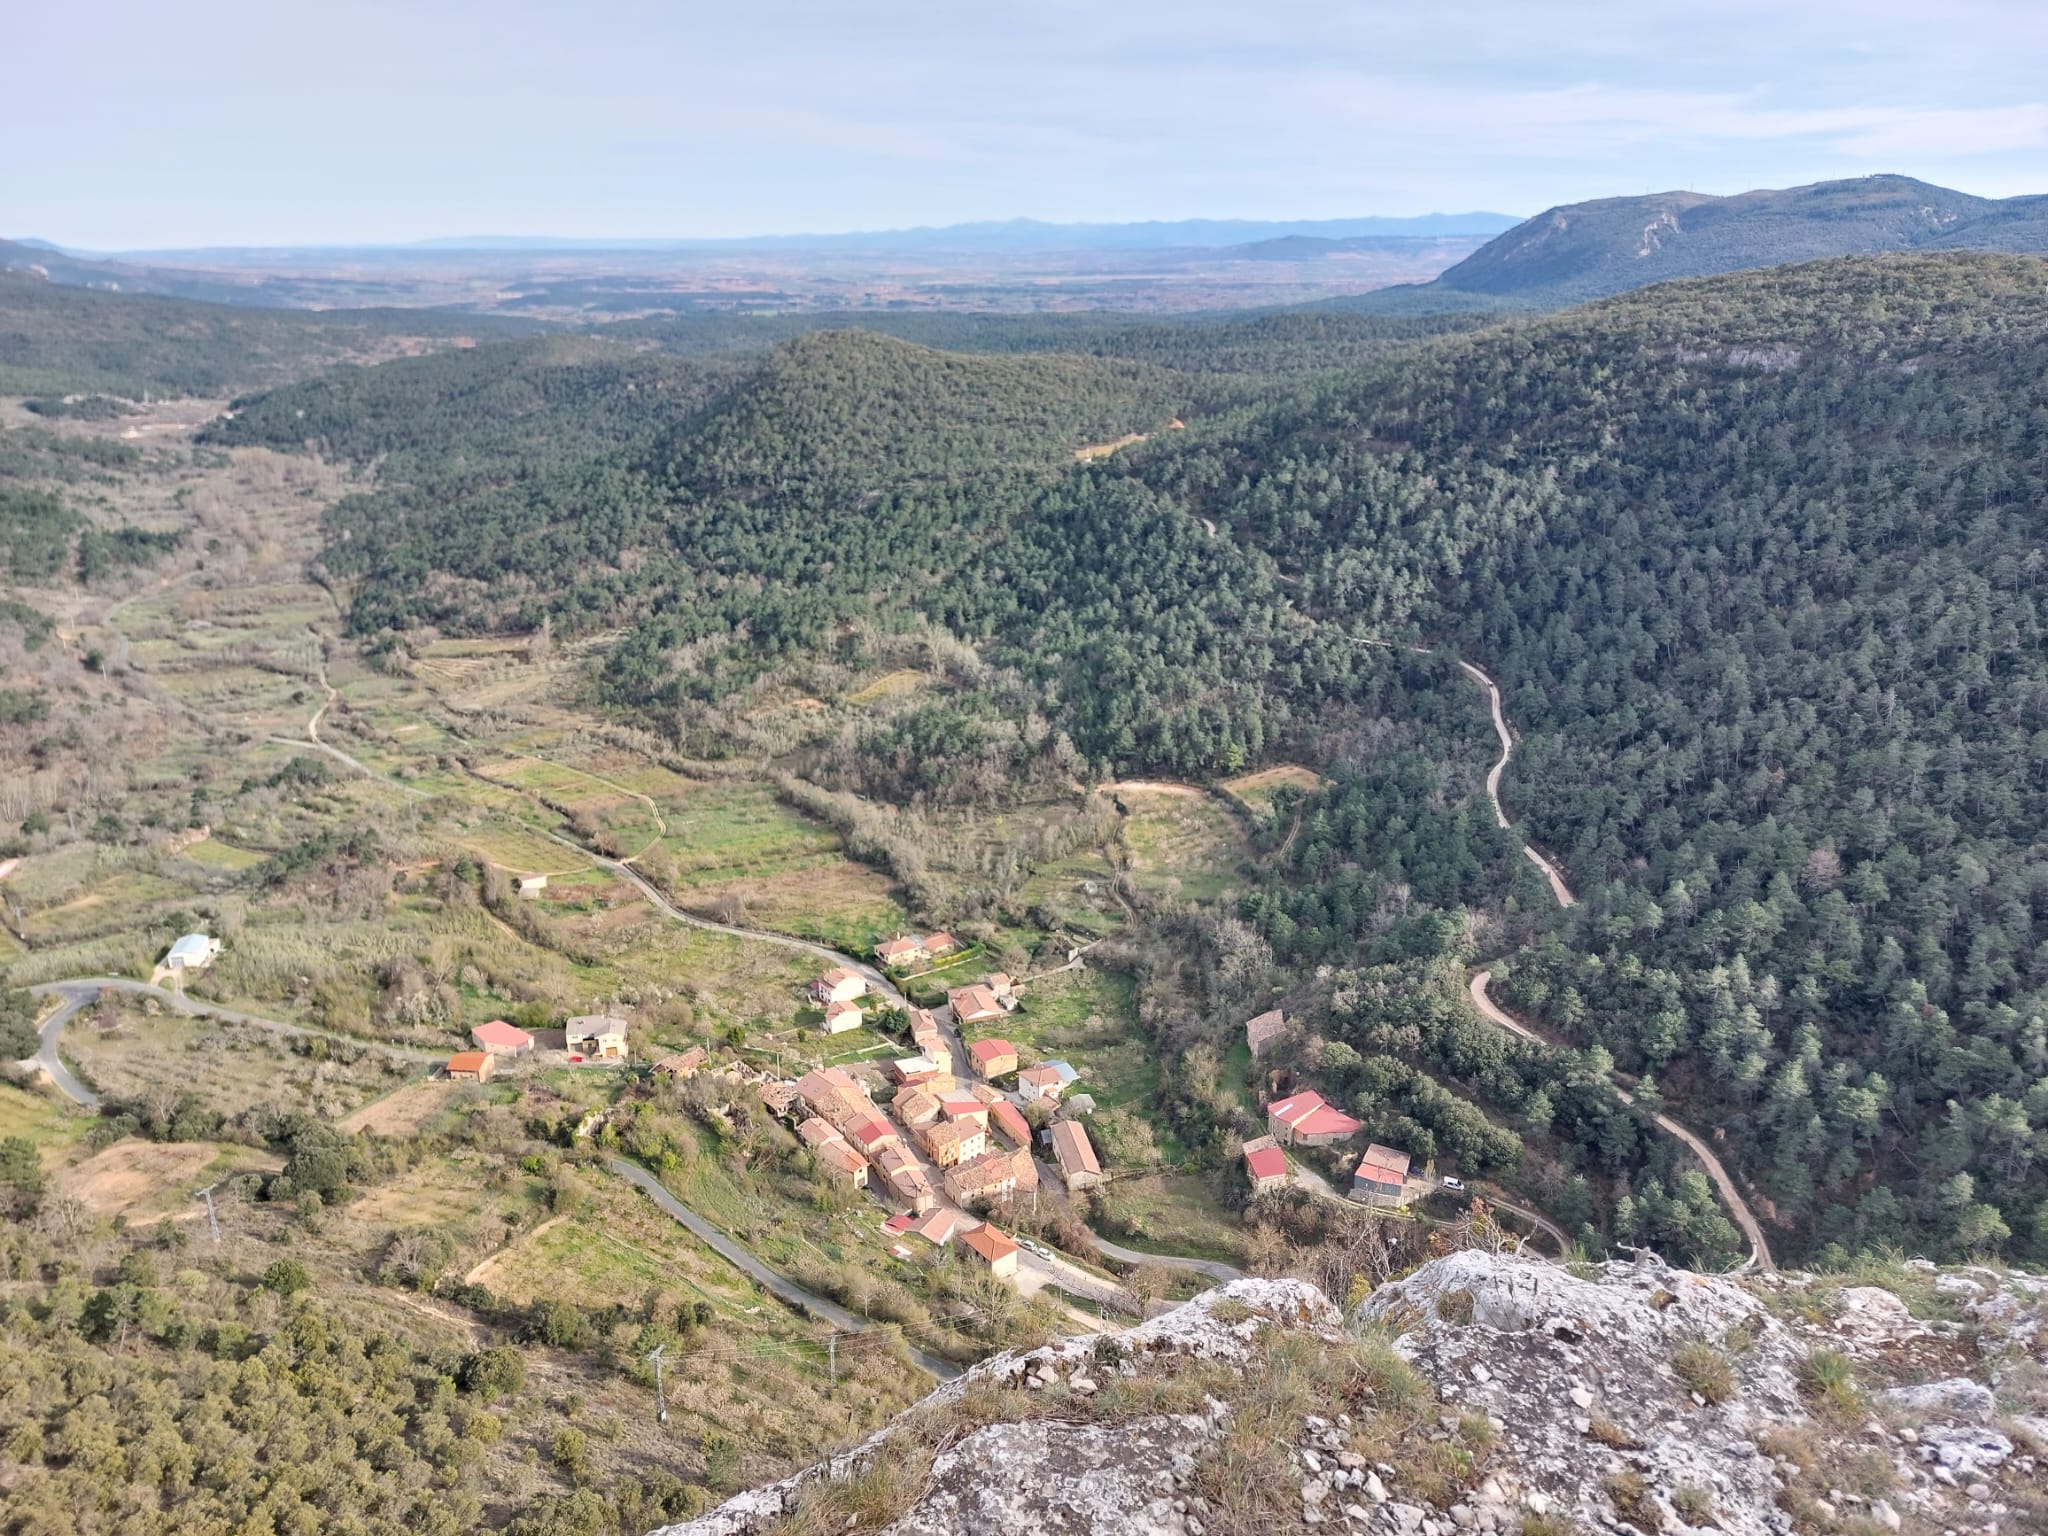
xmin=12 ymin=2 xmax=2048 ymax=249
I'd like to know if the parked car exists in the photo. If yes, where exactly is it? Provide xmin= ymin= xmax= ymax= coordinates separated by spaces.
xmin=1440 ymin=1176 xmax=1466 ymax=1192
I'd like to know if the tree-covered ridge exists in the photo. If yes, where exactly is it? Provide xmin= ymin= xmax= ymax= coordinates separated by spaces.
xmin=1143 ymin=252 xmax=2048 ymax=1261
xmin=0 ymin=270 xmax=539 ymax=398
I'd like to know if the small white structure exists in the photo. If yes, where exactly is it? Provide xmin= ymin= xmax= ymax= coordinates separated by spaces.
xmin=516 ymin=874 xmax=549 ymax=898
xmin=165 ymin=933 xmax=222 ymax=971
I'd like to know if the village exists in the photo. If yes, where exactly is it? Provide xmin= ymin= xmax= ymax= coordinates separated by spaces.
xmin=414 ymin=931 xmax=1441 ymax=1308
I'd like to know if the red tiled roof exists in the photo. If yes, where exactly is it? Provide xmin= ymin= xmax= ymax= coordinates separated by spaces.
xmin=967 ymin=1037 xmax=1016 ymax=1068
xmin=951 ymin=986 xmax=1005 ymax=1022
xmin=961 ymin=1224 xmax=1019 ymax=1264
xmin=446 ymin=1051 xmax=490 ymax=1074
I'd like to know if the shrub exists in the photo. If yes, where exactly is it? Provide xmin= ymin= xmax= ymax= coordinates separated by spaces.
xmin=260 ymin=1258 xmax=311 ymax=1296
xmin=1672 ymin=1339 xmax=1735 ymax=1404
xmin=457 ymin=1346 xmax=527 ymax=1400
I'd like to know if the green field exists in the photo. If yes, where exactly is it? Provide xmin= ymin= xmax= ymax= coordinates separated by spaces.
xmin=0 ymin=1083 xmax=89 ymax=1165
xmin=988 ymin=968 xmax=1153 ymax=1110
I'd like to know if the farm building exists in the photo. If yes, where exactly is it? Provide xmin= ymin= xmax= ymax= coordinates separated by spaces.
xmin=445 ymin=1051 xmax=495 ymax=1083
xmin=812 ymin=969 xmax=867 ymax=1005
xmin=1266 ymin=1090 xmax=1363 ymax=1147
xmin=653 ymin=1045 xmax=709 ymax=1079
xmin=471 ymin=1019 xmax=534 ymax=1056
xmin=1054 ymin=1093 xmax=1097 ymax=1121
xmin=1245 ymin=1008 xmax=1288 ymax=1057
xmin=965 ymin=1037 xmax=1019 ymax=1079
xmin=164 ymin=933 xmax=222 ymax=972
xmin=1242 ymin=1134 xmax=1289 ymax=1193
xmin=1350 ymin=1144 xmax=1415 ymax=1207
xmin=515 ymin=874 xmax=549 ymax=898
xmin=961 ymin=1223 xmax=1020 ymax=1278
xmin=1048 ymin=1120 xmax=1102 ymax=1192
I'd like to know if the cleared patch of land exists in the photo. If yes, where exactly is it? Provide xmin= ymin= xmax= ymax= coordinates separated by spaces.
xmin=338 ymin=1077 xmax=459 ymax=1136
xmin=1116 ymin=784 xmax=1248 ymax=904
xmin=54 ymin=1136 xmax=280 ymax=1220
xmin=1221 ymin=763 xmax=1329 ymax=808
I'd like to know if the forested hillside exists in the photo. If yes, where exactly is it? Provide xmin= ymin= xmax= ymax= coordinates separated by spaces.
xmin=224 ymin=249 xmax=2048 ymax=1263
xmin=1120 ymin=252 xmax=2048 ymax=1262
xmin=0 ymin=271 xmax=538 ymax=397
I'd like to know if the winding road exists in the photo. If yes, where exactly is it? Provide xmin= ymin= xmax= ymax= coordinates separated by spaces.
xmin=1452 ymin=662 xmax=1775 ymax=1273
xmin=27 ymin=977 xmax=446 ymax=1110
xmin=607 ymin=1157 xmax=962 ymax=1381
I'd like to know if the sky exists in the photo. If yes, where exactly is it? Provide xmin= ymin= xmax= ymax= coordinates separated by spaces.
xmin=11 ymin=0 xmax=2048 ymax=248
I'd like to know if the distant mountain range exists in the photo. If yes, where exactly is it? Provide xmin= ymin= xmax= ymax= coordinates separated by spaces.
xmin=10 ymin=213 xmax=1522 ymax=264
xmin=1374 ymin=175 xmax=2048 ymax=308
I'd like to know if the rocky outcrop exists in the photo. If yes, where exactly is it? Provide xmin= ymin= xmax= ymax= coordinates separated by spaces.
xmin=651 ymin=1252 xmax=2046 ymax=1536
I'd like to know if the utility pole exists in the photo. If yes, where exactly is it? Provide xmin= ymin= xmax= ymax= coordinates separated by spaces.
xmin=647 ymin=1344 xmax=668 ymax=1424
xmin=194 ymin=1183 xmax=220 ymax=1244
xmin=828 ymin=1334 xmax=836 ymax=1392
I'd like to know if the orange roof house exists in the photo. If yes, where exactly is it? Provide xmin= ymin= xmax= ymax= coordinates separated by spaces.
xmin=965 ymin=1037 xmax=1019 ymax=1079
xmin=445 ymin=1050 xmax=495 ymax=1082
xmin=988 ymin=1098 xmax=1032 ymax=1147
xmin=950 ymin=985 xmax=1006 ymax=1027
xmin=812 ymin=1138 xmax=869 ymax=1187
xmin=1243 ymin=1134 xmax=1289 ymax=1192
xmin=961 ymin=1223 xmax=1020 ymax=1278
xmin=823 ymin=997 xmax=866 ymax=1034
xmin=876 ymin=935 xmax=928 ymax=966
xmin=1266 ymin=1090 xmax=1364 ymax=1147
xmin=1245 ymin=1008 xmax=1288 ymax=1057
xmin=1009 ymin=1145 xmax=1040 ymax=1193
xmin=1048 ymin=1119 xmax=1102 ymax=1192
xmin=471 ymin=1019 xmax=534 ymax=1056
xmin=923 ymin=931 xmax=960 ymax=956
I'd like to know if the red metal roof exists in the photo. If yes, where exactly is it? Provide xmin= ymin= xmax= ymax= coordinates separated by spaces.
xmin=472 ymin=1019 xmax=532 ymax=1047
xmin=1269 ymin=1090 xmax=1363 ymax=1138
xmin=1246 ymin=1143 xmax=1288 ymax=1181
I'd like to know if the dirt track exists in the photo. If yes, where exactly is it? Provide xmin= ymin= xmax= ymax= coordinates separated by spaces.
xmin=1455 ymin=661 xmax=1775 ymax=1273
